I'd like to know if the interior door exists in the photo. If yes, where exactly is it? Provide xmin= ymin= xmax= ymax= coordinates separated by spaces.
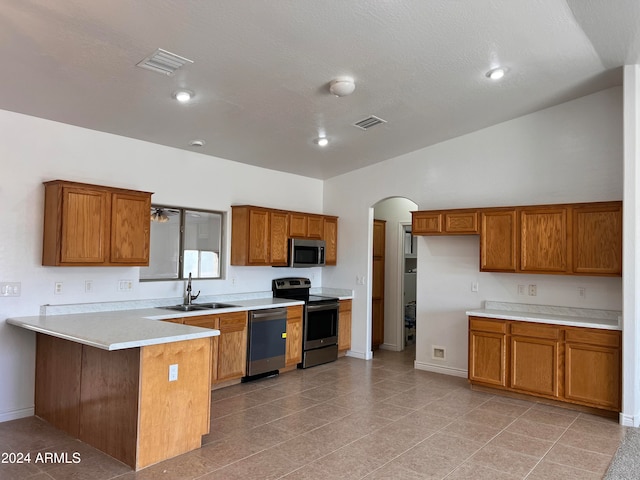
xmin=372 ymin=219 xmax=385 ymax=350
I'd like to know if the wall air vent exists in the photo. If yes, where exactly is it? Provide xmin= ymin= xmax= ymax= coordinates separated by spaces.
xmin=353 ymin=115 xmax=387 ymax=130
xmin=136 ymin=49 xmax=194 ymax=76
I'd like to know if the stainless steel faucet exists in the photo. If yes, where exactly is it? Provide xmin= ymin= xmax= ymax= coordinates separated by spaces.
xmin=184 ymin=272 xmax=200 ymax=305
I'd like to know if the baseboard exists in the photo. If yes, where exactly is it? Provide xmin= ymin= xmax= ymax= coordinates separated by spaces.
xmin=620 ymin=412 xmax=640 ymax=427
xmin=414 ymin=361 xmax=467 ymax=378
xmin=345 ymin=350 xmax=373 ymax=360
xmin=0 ymin=406 xmax=33 ymax=423
xmin=380 ymin=343 xmax=402 ymax=352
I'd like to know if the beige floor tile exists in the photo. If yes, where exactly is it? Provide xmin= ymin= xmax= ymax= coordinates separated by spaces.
xmin=445 ymin=462 xmax=521 ymax=480
xmin=557 ymin=427 xmax=623 ymax=455
xmin=392 ymin=445 xmax=467 ymax=479
xmin=520 ymin=407 xmax=578 ymax=428
xmin=543 ymin=443 xmax=613 ymax=475
xmin=525 ymin=459 xmax=603 ymax=480
xmin=505 ymin=417 xmax=567 ymax=442
xmin=488 ymin=430 xmax=554 ymax=457
xmin=468 ymin=444 xmax=539 ymax=477
xmin=442 ymin=419 xmax=503 ymax=443
xmin=471 ymin=397 xmax=532 ymax=418
xmin=210 ymin=394 xmax=262 ymax=418
xmin=363 ymin=463 xmax=427 ymax=480
xmin=199 ymin=449 xmax=298 ymax=480
xmin=567 ymin=416 xmax=626 ymax=441
xmin=419 ymin=432 xmax=485 ymax=458
xmin=461 ymin=409 xmax=517 ymax=429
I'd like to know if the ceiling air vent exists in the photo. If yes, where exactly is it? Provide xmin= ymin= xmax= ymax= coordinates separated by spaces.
xmin=353 ymin=115 xmax=387 ymax=130
xmin=136 ymin=48 xmax=194 ymax=76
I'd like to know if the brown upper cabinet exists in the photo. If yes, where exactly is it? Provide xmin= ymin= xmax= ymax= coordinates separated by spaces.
xmin=42 ymin=180 xmax=152 ymax=266
xmin=412 ymin=209 xmax=478 ymax=235
xmin=231 ymin=205 xmax=338 ymax=266
xmin=413 ymin=201 xmax=622 ymax=277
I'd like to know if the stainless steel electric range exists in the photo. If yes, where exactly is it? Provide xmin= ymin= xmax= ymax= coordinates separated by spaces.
xmin=272 ymin=277 xmax=339 ymax=368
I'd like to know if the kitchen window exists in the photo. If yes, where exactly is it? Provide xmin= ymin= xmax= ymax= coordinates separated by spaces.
xmin=140 ymin=206 xmax=224 ymax=281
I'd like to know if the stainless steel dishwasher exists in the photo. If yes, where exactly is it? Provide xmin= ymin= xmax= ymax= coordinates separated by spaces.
xmin=244 ymin=307 xmax=288 ymax=381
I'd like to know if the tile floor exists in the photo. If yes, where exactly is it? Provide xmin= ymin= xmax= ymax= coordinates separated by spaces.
xmin=0 ymin=346 xmax=626 ymax=479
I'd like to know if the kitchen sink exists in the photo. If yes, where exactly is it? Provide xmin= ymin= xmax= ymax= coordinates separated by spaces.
xmin=158 ymin=302 xmax=236 ymax=312
xmin=192 ymin=302 xmax=236 ymax=309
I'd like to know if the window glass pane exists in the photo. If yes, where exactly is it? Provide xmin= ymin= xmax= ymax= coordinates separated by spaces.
xmin=142 ymin=206 xmax=223 ymax=281
xmin=140 ymin=209 xmax=180 ymax=280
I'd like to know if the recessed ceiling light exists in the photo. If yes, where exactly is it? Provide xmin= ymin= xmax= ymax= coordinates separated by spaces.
xmin=173 ymin=90 xmax=194 ymax=102
xmin=315 ymin=137 xmax=329 ymax=147
xmin=486 ymin=67 xmax=507 ymax=80
xmin=190 ymin=139 xmax=205 ymax=147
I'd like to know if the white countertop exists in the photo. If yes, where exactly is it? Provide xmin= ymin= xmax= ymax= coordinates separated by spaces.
xmin=466 ymin=301 xmax=621 ymax=330
xmin=7 ymin=297 xmax=304 ymax=351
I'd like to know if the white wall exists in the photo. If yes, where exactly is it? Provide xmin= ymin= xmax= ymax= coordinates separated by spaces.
xmin=323 ymin=87 xmax=624 ymax=378
xmin=373 ymin=197 xmax=418 ymax=351
xmin=0 ymin=110 xmax=324 ymax=421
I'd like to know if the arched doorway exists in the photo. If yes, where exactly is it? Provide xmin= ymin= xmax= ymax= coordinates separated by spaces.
xmin=371 ymin=197 xmax=418 ymax=356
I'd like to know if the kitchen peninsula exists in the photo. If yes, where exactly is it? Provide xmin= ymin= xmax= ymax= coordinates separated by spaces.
xmin=7 ymin=311 xmax=218 ymax=471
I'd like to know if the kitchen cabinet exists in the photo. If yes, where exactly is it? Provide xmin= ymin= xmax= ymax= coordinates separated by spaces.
xmin=231 ymin=205 xmax=339 ymax=266
xmin=216 ymin=311 xmax=248 ymax=382
xmin=564 ymin=327 xmax=621 ymax=410
xmin=323 ymin=216 xmax=338 ymax=265
xmin=42 ymin=180 xmax=151 ymax=266
xmin=338 ymin=299 xmax=352 ymax=353
xmin=412 ymin=209 xmax=478 ymax=235
xmin=414 ymin=201 xmax=621 ymax=277
xmin=468 ymin=317 xmax=507 ymax=387
xmin=285 ymin=305 xmax=303 ymax=367
xmin=480 ymin=209 xmax=517 ymax=272
xmin=468 ymin=316 xmax=621 ymax=412
xmin=510 ymin=322 xmax=560 ymax=397
xmin=519 ymin=206 xmax=569 ymax=273
xmin=572 ymin=202 xmax=622 ymax=275
xmin=184 ymin=315 xmax=219 ymax=386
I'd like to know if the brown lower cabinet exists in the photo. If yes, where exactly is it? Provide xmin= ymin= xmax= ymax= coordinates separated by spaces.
xmin=338 ymin=299 xmax=352 ymax=353
xmin=469 ymin=316 xmax=621 ymax=412
xmin=286 ymin=305 xmax=303 ymax=367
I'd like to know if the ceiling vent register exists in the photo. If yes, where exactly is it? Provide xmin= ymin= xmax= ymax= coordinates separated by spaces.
xmin=136 ymin=49 xmax=194 ymax=76
xmin=353 ymin=115 xmax=387 ymax=130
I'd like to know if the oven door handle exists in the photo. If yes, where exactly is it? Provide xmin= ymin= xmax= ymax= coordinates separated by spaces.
xmin=306 ymin=303 xmax=339 ymax=312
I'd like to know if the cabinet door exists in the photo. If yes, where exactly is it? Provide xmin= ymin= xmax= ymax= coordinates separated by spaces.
xmin=110 ymin=192 xmax=151 ymax=265
xmin=324 ymin=217 xmax=338 ymax=265
xmin=289 ymin=213 xmax=307 ymax=238
xmin=510 ymin=323 xmax=560 ymax=397
xmin=184 ymin=315 xmax=219 ymax=386
xmin=338 ymin=300 xmax=352 ymax=352
xmin=269 ymin=211 xmax=289 ymax=266
xmin=307 ymin=215 xmax=324 ymax=239
xmin=247 ymin=209 xmax=270 ymax=265
xmin=444 ymin=211 xmax=478 ymax=234
xmin=480 ymin=209 xmax=516 ymax=272
xmin=519 ymin=207 xmax=569 ymax=273
xmin=285 ymin=306 xmax=303 ymax=367
xmin=217 ymin=312 xmax=248 ymax=382
xmin=59 ymin=186 xmax=110 ymax=264
xmin=572 ymin=203 xmax=622 ymax=275
xmin=412 ymin=212 xmax=442 ymax=234
xmin=469 ymin=331 xmax=506 ymax=387
xmin=564 ymin=328 xmax=621 ymax=410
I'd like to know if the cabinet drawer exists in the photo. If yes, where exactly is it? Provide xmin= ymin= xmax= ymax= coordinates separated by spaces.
xmin=511 ymin=322 xmax=560 ymax=340
xmin=219 ymin=312 xmax=247 ymax=332
xmin=469 ymin=317 xmax=507 ymax=334
xmin=445 ymin=211 xmax=478 ymax=234
xmin=565 ymin=328 xmax=620 ymax=347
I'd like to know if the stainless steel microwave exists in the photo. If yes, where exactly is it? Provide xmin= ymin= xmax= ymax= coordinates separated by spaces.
xmin=288 ymin=238 xmax=325 ymax=267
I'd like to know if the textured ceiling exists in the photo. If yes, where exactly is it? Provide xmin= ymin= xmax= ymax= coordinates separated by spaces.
xmin=1 ymin=0 xmax=639 ymax=179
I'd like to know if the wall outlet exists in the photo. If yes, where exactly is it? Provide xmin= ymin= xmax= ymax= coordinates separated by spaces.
xmin=528 ymin=284 xmax=537 ymax=296
xmin=118 ymin=280 xmax=133 ymax=292
xmin=471 ymin=282 xmax=479 ymax=292
xmin=54 ymin=282 xmax=63 ymax=295
xmin=85 ymin=281 xmax=93 ymax=293
xmin=518 ymin=285 xmax=526 ymax=295
xmin=356 ymin=275 xmax=366 ymax=285
xmin=168 ymin=364 xmax=178 ymax=382
xmin=578 ymin=287 xmax=586 ymax=299
xmin=0 ymin=282 xmax=21 ymax=297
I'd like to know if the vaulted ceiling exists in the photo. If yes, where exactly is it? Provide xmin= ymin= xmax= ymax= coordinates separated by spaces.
xmin=1 ymin=1 xmax=639 ymax=179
